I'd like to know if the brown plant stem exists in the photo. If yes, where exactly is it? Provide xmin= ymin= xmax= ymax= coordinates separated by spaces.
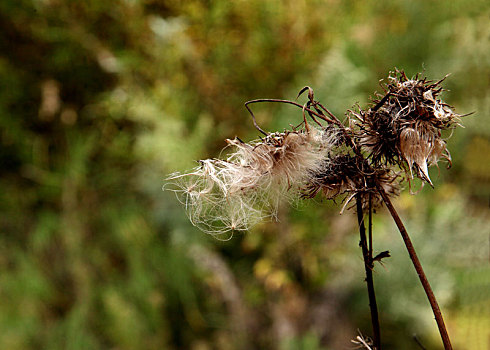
xmin=368 ymin=193 xmax=373 ymax=259
xmin=356 ymin=194 xmax=381 ymax=349
xmin=244 ymin=99 xmax=336 ymax=125
xmin=377 ymin=188 xmax=453 ymax=350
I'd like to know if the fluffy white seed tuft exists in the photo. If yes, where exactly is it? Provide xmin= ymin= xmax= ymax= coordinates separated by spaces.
xmin=166 ymin=127 xmax=338 ymax=236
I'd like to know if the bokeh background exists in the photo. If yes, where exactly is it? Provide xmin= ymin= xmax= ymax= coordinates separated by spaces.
xmin=1 ymin=0 xmax=489 ymax=349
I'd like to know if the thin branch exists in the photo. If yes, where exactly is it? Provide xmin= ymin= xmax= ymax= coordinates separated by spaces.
xmin=413 ymin=334 xmax=427 ymax=350
xmin=371 ymin=93 xmax=391 ymax=112
xmin=377 ymin=188 xmax=452 ymax=350
xmin=244 ymin=98 xmax=365 ymax=158
xmin=368 ymin=193 xmax=373 ymax=258
xmin=244 ymin=102 xmax=268 ymax=136
xmin=244 ymin=99 xmax=335 ymax=124
xmin=317 ymin=102 xmax=343 ymax=125
xmin=356 ymin=194 xmax=381 ymax=349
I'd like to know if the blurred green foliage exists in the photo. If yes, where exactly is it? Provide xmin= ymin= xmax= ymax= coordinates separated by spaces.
xmin=0 ymin=0 xmax=489 ymax=349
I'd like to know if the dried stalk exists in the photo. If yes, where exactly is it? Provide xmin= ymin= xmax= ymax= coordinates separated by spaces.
xmin=377 ymin=187 xmax=452 ymax=350
xmin=356 ymin=194 xmax=381 ymax=349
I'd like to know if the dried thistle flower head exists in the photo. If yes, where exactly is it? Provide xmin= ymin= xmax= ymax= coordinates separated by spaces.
xmin=225 ymin=128 xmax=328 ymax=191
xmin=166 ymin=126 xmax=338 ymax=237
xmin=303 ymin=154 xmax=400 ymax=210
xmin=303 ymin=154 xmax=362 ymax=200
xmin=353 ymin=69 xmax=461 ymax=186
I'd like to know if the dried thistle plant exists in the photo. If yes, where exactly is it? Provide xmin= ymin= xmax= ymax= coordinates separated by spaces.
xmin=166 ymin=69 xmax=462 ymax=232
xmin=165 ymin=69 xmax=463 ymax=349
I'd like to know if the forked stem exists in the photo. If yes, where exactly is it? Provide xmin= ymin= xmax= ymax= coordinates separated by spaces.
xmin=356 ymin=194 xmax=381 ymax=349
xmin=378 ymin=188 xmax=452 ymax=350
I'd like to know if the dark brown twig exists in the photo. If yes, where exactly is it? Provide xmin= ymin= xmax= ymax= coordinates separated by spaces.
xmin=244 ymin=99 xmax=335 ymax=125
xmin=244 ymin=102 xmax=268 ymax=136
xmin=371 ymin=93 xmax=391 ymax=112
xmin=368 ymin=193 xmax=373 ymax=258
xmin=356 ymin=194 xmax=381 ymax=349
xmin=413 ymin=334 xmax=427 ymax=350
xmin=377 ymin=188 xmax=453 ymax=350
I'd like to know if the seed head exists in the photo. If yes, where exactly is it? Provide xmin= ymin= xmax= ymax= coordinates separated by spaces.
xmin=354 ymin=69 xmax=461 ymax=185
xmin=166 ymin=126 xmax=337 ymax=236
xmin=303 ymin=154 xmax=400 ymax=208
